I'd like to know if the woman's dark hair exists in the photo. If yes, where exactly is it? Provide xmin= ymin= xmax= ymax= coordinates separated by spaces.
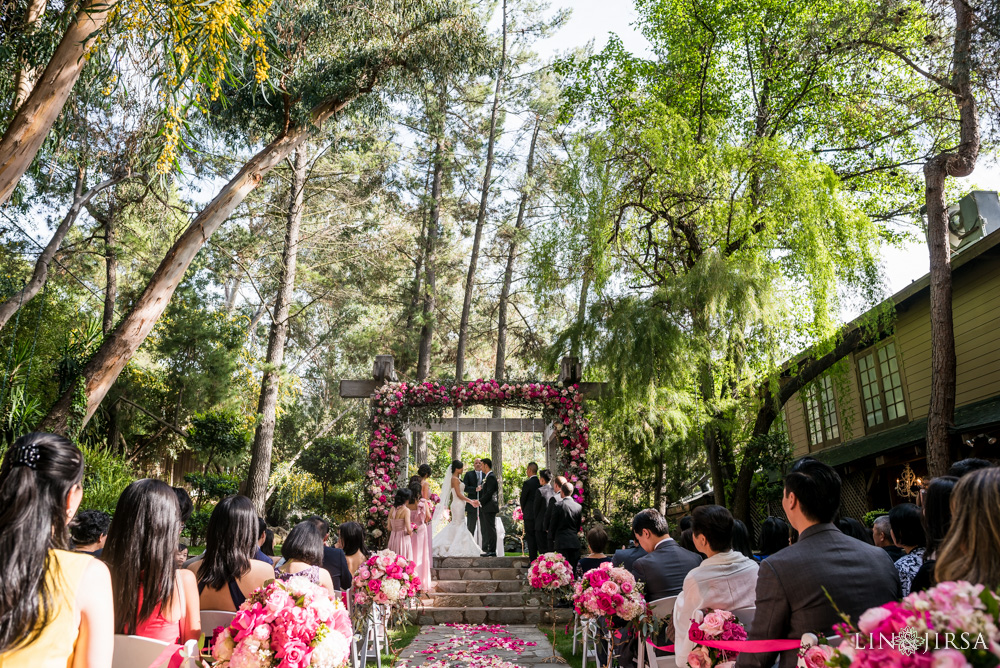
xmin=731 ymin=520 xmax=754 ymax=559
xmin=923 ymin=477 xmax=958 ymax=555
xmin=0 ymin=433 xmax=85 ymax=653
xmin=103 ymin=479 xmax=181 ymax=634
xmin=282 ymin=521 xmax=325 ymax=566
xmin=173 ymin=487 xmax=194 ymax=524
xmin=261 ymin=529 xmax=275 ymax=557
xmin=759 ymin=516 xmax=789 ymax=556
xmin=339 ymin=521 xmax=369 ymax=558
xmin=678 ymin=528 xmax=701 ymax=556
xmin=451 ymin=459 xmax=463 ymax=473
xmin=393 ymin=488 xmax=411 ymax=507
xmin=586 ymin=525 xmax=609 ymax=554
xmin=197 ymin=495 xmax=257 ymax=591
xmin=889 ymin=503 xmax=926 ymax=548
xmin=407 ymin=479 xmax=422 ymax=502
xmin=692 ymin=505 xmax=734 ymax=553
xmin=70 ymin=509 xmax=111 ymax=546
xmin=418 ymin=464 xmax=432 ymax=478
xmin=837 ymin=517 xmax=874 ymax=544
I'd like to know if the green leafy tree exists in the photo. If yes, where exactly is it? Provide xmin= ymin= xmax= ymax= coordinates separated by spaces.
xmin=297 ymin=436 xmax=364 ymax=504
xmin=186 ymin=410 xmax=252 ymax=474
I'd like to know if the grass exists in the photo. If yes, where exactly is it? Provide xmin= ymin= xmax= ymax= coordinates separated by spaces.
xmin=538 ymin=622 xmax=584 ymax=668
xmin=381 ymin=623 xmax=422 ymax=666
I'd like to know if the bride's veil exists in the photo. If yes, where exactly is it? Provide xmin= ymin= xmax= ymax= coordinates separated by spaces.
xmin=430 ymin=464 xmax=454 ymax=536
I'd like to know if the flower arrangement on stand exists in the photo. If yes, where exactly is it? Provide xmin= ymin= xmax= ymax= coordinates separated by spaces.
xmin=210 ymin=576 xmax=352 ymax=668
xmin=528 ymin=553 xmax=576 ymax=664
xmin=352 ymin=549 xmax=422 ymax=654
xmin=821 ymin=580 xmax=1000 ymax=668
xmin=573 ymin=562 xmax=649 ymax=668
xmin=365 ymin=380 xmax=591 ymax=544
xmin=686 ymin=609 xmax=749 ymax=668
xmin=512 ymin=506 xmax=524 ymax=555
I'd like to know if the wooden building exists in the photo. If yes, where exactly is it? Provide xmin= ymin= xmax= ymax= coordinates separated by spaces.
xmin=779 ymin=192 xmax=1000 ymax=519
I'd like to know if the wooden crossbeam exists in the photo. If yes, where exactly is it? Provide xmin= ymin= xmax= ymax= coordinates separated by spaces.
xmin=408 ymin=417 xmax=548 ymax=433
xmin=338 ymin=379 xmax=607 ymax=399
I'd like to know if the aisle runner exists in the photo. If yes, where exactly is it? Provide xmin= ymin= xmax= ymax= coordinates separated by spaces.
xmin=398 ymin=623 xmax=559 ymax=668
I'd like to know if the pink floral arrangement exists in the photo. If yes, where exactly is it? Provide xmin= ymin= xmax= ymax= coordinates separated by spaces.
xmin=572 ymin=561 xmax=647 ymax=621
xmin=824 ymin=580 xmax=1000 ymax=668
xmin=366 ymin=380 xmax=590 ymax=541
xmin=528 ymin=552 xmax=574 ymax=591
xmin=353 ymin=549 xmax=422 ymax=607
xmin=513 ymin=506 xmax=523 ymax=522
xmin=430 ymin=493 xmax=441 ymax=504
xmin=210 ymin=576 xmax=352 ymax=668
xmin=686 ymin=609 xmax=748 ymax=668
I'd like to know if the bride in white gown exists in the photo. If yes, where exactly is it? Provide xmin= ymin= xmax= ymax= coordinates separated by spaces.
xmin=432 ymin=460 xmax=505 ymax=558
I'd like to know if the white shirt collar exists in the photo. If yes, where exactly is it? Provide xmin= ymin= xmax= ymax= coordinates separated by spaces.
xmin=653 ymin=536 xmax=673 ymax=551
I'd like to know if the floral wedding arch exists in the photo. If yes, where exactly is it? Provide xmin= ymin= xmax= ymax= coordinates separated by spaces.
xmin=364 ymin=378 xmax=592 ymax=544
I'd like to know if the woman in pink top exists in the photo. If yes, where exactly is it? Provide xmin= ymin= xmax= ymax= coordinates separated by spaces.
xmin=103 ymin=479 xmax=201 ymax=644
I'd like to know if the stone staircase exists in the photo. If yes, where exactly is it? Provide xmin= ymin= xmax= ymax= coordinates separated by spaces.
xmin=412 ymin=556 xmax=574 ymax=625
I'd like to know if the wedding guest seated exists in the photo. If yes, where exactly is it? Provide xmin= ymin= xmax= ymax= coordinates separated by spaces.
xmin=673 ymin=505 xmax=759 ymax=667
xmin=734 ymin=458 xmax=899 ymax=668
xmin=948 ymin=457 xmax=993 ymax=478
xmin=679 ymin=515 xmax=693 ymax=532
xmin=912 ymin=476 xmax=957 ymax=592
xmin=306 ymin=515 xmax=354 ymax=591
xmin=104 ymin=479 xmax=201 ymax=643
xmin=611 ymin=540 xmax=647 ymax=572
xmin=757 ymin=516 xmax=789 ymax=559
xmin=70 ymin=509 xmax=111 ymax=555
xmin=577 ymin=525 xmax=613 ymax=576
xmin=337 ymin=521 xmax=370 ymax=575
xmin=889 ymin=502 xmax=926 ymax=596
xmin=176 ymin=543 xmax=189 ymax=569
xmin=678 ymin=528 xmax=704 ymax=558
xmin=732 ymin=520 xmax=758 ymax=561
xmin=261 ymin=529 xmax=275 ymax=559
xmin=275 ymin=521 xmax=337 ymax=595
xmin=174 ymin=486 xmax=194 ymax=524
xmin=254 ymin=517 xmax=273 ymax=565
xmin=188 ymin=495 xmax=274 ymax=612
xmin=935 ymin=467 xmax=1000 ymax=590
xmin=872 ymin=515 xmax=904 ymax=562
xmin=0 ymin=433 xmax=113 ymax=666
xmin=837 ymin=517 xmax=874 ymax=544
xmin=632 ymin=509 xmax=701 ymax=601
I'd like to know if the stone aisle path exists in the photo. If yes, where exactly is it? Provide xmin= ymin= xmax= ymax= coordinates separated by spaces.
xmin=397 ymin=623 xmax=565 ymax=668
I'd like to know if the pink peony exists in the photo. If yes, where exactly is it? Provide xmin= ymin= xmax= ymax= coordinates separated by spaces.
xmin=688 ymin=645 xmax=712 ymax=668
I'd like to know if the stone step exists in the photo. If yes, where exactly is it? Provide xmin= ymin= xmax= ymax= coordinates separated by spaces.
xmin=410 ymin=606 xmax=574 ymax=626
xmin=431 ymin=579 xmax=523 ymax=594
xmin=432 ymin=567 xmax=523 ymax=581
xmin=432 ymin=556 xmax=530 ymax=569
xmin=423 ymin=591 xmax=532 ymax=608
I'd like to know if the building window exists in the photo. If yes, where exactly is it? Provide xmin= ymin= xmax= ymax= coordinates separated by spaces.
xmin=857 ymin=341 xmax=907 ymax=432
xmin=804 ymin=376 xmax=840 ymax=448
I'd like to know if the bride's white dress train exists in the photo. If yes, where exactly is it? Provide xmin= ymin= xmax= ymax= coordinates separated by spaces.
xmin=432 ymin=496 xmax=483 ymax=558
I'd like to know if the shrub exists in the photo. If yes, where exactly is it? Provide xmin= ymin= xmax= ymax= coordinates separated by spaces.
xmin=184 ymin=471 xmax=240 ymax=509
xmin=78 ymin=444 xmax=136 ymax=515
xmin=183 ymin=507 xmax=213 ymax=547
xmin=863 ymin=508 xmax=889 ymax=528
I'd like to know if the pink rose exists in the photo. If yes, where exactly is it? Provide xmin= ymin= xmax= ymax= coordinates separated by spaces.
xmin=803 ymin=645 xmax=833 ymax=668
xmin=276 ymin=639 xmax=311 ymax=668
xmin=931 ymin=649 xmax=970 ymax=668
xmin=700 ymin=611 xmax=729 ymax=636
xmin=688 ymin=645 xmax=711 ymax=668
xmin=232 ymin=603 xmax=265 ymax=640
xmin=857 ymin=606 xmax=893 ymax=634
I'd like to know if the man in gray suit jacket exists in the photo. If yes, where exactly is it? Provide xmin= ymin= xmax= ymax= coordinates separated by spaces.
xmin=735 ymin=458 xmax=901 ymax=668
xmin=611 ymin=543 xmax=647 ymax=572
xmin=632 ymin=509 xmax=702 ymax=601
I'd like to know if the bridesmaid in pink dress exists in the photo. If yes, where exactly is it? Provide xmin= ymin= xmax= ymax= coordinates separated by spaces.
xmin=417 ymin=465 xmax=433 ymax=564
xmin=407 ymin=479 xmax=433 ymax=591
xmin=387 ymin=488 xmax=413 ymax=562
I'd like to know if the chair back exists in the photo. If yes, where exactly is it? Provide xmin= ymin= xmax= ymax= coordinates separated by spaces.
xmin=732 ymin=607 xmax=755 ymax=630
xmin=112 ymin=634 xmax=173 ymax=668
xmin=201 ymin=610 xmax=238 ymax=635
xmin=648 ymin=595 xmax=677 ymax=620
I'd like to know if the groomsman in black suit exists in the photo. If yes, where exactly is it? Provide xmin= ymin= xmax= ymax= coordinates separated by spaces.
xmin=547 ymin=475 xmax=567 ymax=551
xmin=463 ymin=458 xmax=483 ymax=535
xmin=533 ymin=469 xmax=555 ymax=554
xmin=611 ymin=542 xmax=647 ymax=572
xmin=552 ymin=482 xmax=583 ymax=571
xmin=519 ymin=462 xmax=541 ymax=561
xmin=479 ymin=458 xmax=500 ymax=556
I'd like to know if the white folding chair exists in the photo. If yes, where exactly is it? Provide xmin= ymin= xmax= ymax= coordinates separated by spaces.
xmin=201 ymin=610 xmax=237 ymax=637
xmin=639 ymin=595 xmax=677 ymax=668
xmin=113 ymin=635 xmax=199 ymax=668
xmin=572 ymin=613 xmax=601 ymax=668
xmin=732 ymin=607 xmax=756 ymax=631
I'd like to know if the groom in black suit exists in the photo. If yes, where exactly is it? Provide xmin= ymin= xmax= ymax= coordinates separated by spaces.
xmin=479 ymin=458 xmax=500 ymax=556
xmin=463 ymin=458 xmax=483 ymax=535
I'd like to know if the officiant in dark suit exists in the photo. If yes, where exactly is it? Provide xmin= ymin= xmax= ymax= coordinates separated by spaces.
xmin=479 ymin=458 xmax=500 ymax=556
xmin=464 ymin=458 xmax=483 ymax=534
xmin=519 ymin=462 xmax=541 ymax=561
xmin=533 ymin=470 xmax=555 ymax=554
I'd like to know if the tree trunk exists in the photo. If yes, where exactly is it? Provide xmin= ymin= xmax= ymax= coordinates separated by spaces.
xmin=654 ymin=449 xmax=665 ymax=514
xmin=10 ymin=0 xmax=47 ymax=114
xmin=39 ymin=88 xmax=367 ymax=434
xmin=572 ymin=271 xmax=591 ymax=359
xmin=924 ymin=0 xmax=980 ymax=477
xmin=489 ymin=118 xmax=541 ymax=489
xmin=102 ymin=204 xmax=118 ymax=335
xmin=245 ymin=147 xmax=308 ymax=514
xmin=0 ymin=170 xmax=120 ymax=330
xmin=0 ymin=0 xmax=119 ymax=205
xmin=415 ymin=85 xmax=447 ymax=466
xmin=453 ymin=0 xmax=507 ymax=458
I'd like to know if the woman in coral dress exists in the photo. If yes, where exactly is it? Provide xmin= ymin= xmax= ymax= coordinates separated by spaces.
xmin=407 ymin=479 xmax=433 ymax=591
xmin=387 ymin=488 xmax=414 ymax=562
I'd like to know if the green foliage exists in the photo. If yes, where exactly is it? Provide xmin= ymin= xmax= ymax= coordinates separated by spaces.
xmin=78 ymin=444 xmax=136 ymax=515
xmin=184 ymin=472 xmax=241 ymax=509
xmin=863 ymin=509 xmax=890 ymax=528
xmin=297 ymin=436 xmax=364 ymax=501
xmin=183 ymin=508 xmax=213 ymax=547
xmin=186 ymin=409 xmax=253 ymax=472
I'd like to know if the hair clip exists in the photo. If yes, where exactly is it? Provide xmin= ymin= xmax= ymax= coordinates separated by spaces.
xmin=11 ymin=442 xmax=40 ymax=470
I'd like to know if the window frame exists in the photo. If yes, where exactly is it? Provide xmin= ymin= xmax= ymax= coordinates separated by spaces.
xmin=802 ymin=374 xmax=842 ymax=450
xmin=853 ymin=339 xmax=909 ymax=435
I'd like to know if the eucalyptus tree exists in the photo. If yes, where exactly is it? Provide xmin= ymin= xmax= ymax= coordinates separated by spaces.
xmin=39 ymin=0 xmax=486 ymax=435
